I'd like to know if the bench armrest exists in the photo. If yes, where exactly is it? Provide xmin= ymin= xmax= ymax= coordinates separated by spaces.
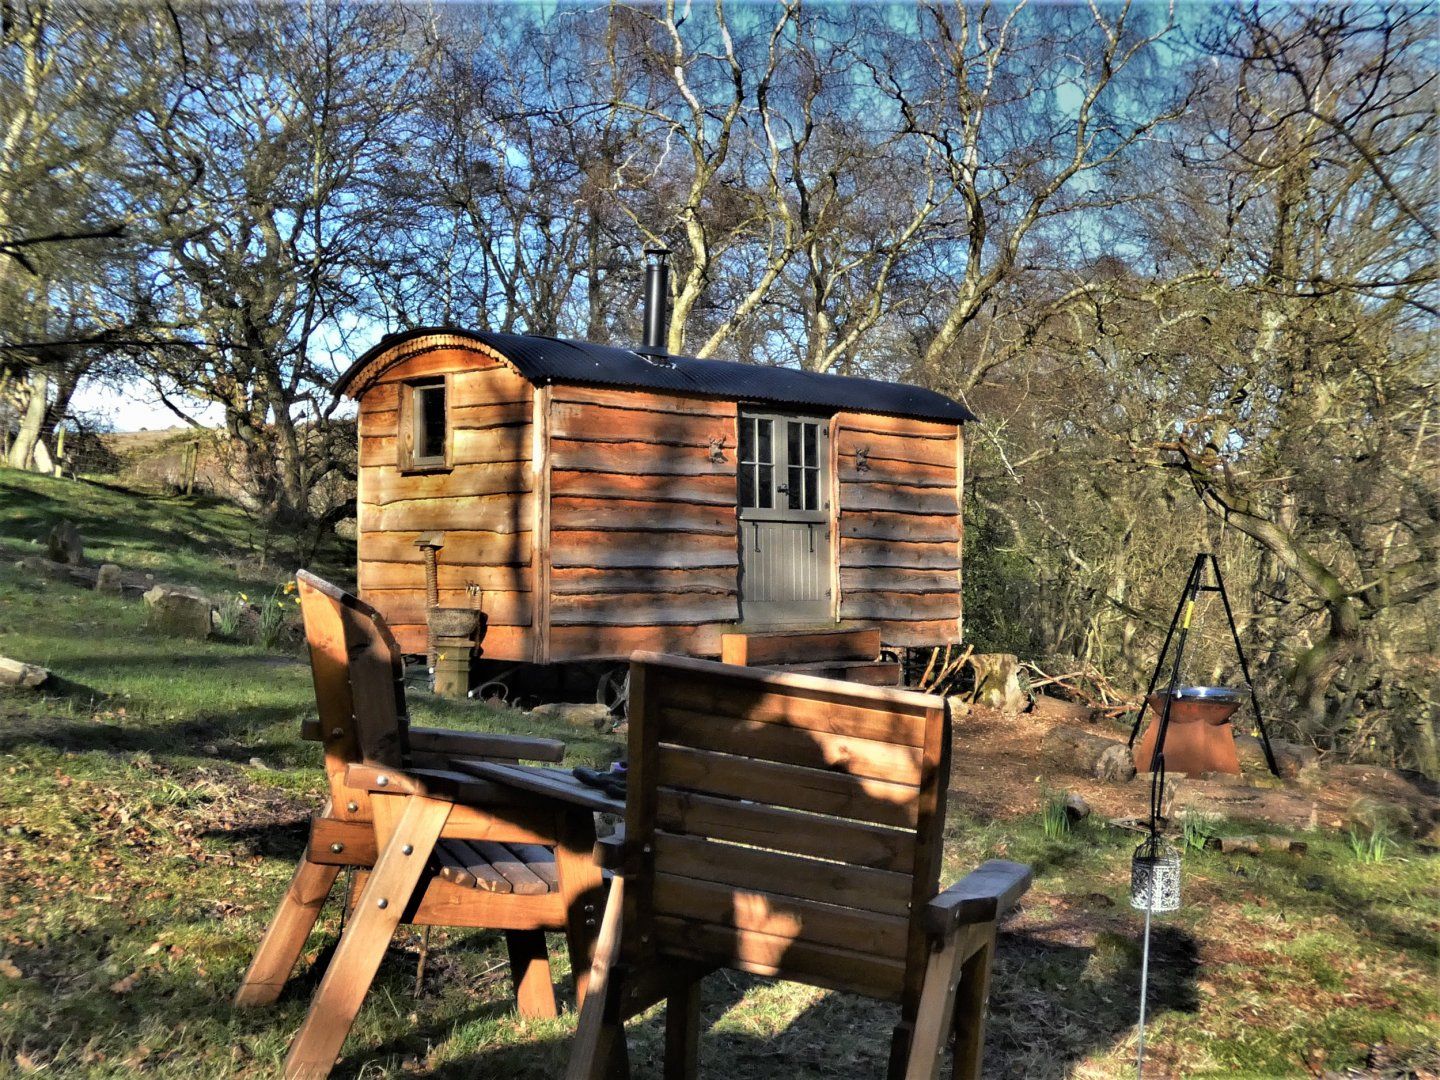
xmin=407 ymin=727 xmax=566 ymax=763
xmin=344 ymin=761 xmax=531 ymax=808
xmin=925 ymin=859 xmax=1032 ymax=936
xmin=300 ymin=719 xmax=565 ymax=764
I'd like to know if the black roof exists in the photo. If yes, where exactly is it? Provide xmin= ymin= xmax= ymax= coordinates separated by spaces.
xmin=339 ymin=327 xmax=975 ymax=424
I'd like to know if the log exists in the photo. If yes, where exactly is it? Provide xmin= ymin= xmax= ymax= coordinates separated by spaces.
xmin=1041 ymin=725 xmax=1136 ymax=783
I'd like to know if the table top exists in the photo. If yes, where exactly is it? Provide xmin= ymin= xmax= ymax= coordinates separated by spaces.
xmin=461 ymin=759 xmax=626 ymax=815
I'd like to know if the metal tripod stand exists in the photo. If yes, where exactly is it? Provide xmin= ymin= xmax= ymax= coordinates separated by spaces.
xmin=1126 ymin=551 xmax=1281 ymax=778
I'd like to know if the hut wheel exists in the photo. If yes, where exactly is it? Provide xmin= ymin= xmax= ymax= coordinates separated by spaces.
xmin=595 ymin=666 xmax=629 ymax=721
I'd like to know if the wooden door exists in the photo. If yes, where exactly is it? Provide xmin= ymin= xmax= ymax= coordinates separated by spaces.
xmin=737 ymin=410 xmax=832 ymax=626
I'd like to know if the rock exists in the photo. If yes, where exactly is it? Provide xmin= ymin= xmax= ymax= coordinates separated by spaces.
xmin=15 ymin=555 xmax=72 ymax=582
xmin=142 ymin=585 xmax=214 ymax=638
xmin=1030 ymin=695 xmax=1094 ymax=723
xmin=46 ymin=521 xmax=83 ymax=565
xmin=0 ymin=657 xmax=49 ymax=689
xmin=1041 ymin=724 xmax=1136 ymax=782
xmin=947 ymin=697 xmax=973 ymax=719
xmin=1063 ymin=792 xmax=1092 ymax=823
xmin=95 ymin=563 xmax=123 ymax=594
xmin=969 ymin=653 xmax=1025 ymax=713
xmin=530 ymin=701 xmax=612 ymax=729
xmin=247 ymin=757 xmax=271 ymax=771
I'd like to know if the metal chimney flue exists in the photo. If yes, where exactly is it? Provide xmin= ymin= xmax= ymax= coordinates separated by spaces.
xmin=640 ymin=247 xmax=670 ymax=360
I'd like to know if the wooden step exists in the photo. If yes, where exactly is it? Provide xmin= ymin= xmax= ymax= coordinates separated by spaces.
xmin=721 ymin=627 xmax=881 ymax=667
xmin=768 ymin=660 xmax=902 ymax=687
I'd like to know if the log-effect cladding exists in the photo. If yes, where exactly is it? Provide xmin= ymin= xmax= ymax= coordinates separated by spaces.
xmin=834 ymin=411 xmax=963 ymax=647
xmin=355 ymin=345 xmax=535 ymax=658
xmin=545 ymin=385 xmax=739 ymax=661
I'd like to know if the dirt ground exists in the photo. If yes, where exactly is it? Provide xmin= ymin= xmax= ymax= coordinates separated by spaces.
xmin=947 ymin=700 xmax=1440 ymax=840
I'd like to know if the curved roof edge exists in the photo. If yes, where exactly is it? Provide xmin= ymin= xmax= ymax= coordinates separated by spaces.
xmin=338 ymin=326 xmax=976 ymax=425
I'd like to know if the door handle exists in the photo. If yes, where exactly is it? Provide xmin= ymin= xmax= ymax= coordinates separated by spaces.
xmin=776 ymin=483 xmax=789 ymax=493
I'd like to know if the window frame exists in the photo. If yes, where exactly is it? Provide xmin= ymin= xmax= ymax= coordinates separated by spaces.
xmin=399 ymin=376 xmax=452 ymax=473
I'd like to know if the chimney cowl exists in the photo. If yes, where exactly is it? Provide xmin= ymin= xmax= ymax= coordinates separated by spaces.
xmin=638 ymin=246 xmax=671 ymax=363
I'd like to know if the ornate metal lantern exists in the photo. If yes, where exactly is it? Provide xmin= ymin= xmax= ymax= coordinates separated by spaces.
xmin=1130 ymin=834 xmax=1181 ymax=913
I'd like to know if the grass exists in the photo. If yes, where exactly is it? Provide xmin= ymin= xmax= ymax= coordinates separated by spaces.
xmin=1042 ymin=792 xmax=1071 ymax=840
xmin=1 ymin=467 xmax=1437 ymax=1077
xmin=1348 ymin=824 xmax=1394 ymax=865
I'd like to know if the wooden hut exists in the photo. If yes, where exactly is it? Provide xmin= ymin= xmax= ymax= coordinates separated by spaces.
xmin=336 ymin=322 xmax=974 ymax=683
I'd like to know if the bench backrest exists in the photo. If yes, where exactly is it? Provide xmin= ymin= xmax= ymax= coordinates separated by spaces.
xmin=297 ymin=570 xmax=408 ymax=808
xmin=623 ymin=652 xmax=951 ymax=1007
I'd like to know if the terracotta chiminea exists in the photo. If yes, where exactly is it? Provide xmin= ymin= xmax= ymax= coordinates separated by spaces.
xmin=1132 ymin=686 xmax=1243 ymax=775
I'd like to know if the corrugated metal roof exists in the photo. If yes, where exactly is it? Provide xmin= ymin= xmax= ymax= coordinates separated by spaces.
xmin=339 ymin=327 xmax=975 ymax=424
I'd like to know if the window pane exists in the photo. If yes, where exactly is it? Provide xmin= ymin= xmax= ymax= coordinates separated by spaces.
xmin=416 ymin=385 xmax=446 ymax=461
xmin=740 ymin=416 xmax=754 ymax=463
xmin=804 ymin=468 xmax=818 ymax=509
xmin=758 ymin=465 xmax=773 ymax=508
xmin=757 ymin=419 xmax=772 ymax=464
xmin=788 ymin=466 xmax=803 ymax=510
xmin=803 ymin=423 xmax=817 ymax=466
xmin=739 ymin=463 xmax=755 ymax=508
xmin=787 ymin=421 xmax=800 ymax=468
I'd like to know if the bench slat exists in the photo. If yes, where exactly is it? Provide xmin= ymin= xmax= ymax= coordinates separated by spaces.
xmin=656 ymin=789 xmax=914 ymax=873
xmin=652 ymin=832 xmax=913 ymax=917
xmin=657 ymin=745 xmax=919 ymax=828
xmin=657 ymin=706 xmax=923 ymax=785
xmin=472 ymin=841 xmax=551 ymax=895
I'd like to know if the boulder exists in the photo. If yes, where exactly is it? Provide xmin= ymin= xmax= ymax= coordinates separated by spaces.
xmin=142 ymin=585 xmax=214 ymax=638
xmin=95 ymin=563 xmax=124 ymax=595
xmin=1041 ymin=724 xmax=1136 ymax=782
xmin=0 ymin=657 xmax=49 ymax=689
xmin=969 ymin=653 xmax=1025 ymax=713
xmin=15 ymin=555 xmax=73 ymax=583
xmin=1063 ymin=792 xmax=1092 ymax=823
xmin=46 ymin=521 xmax=83 ymax=565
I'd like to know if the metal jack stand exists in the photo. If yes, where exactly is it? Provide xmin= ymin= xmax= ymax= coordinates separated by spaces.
xmin=1127 ymin=552 xmax=1281 ymax=778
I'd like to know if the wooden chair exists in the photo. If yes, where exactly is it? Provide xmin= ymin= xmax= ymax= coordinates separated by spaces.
xmin=567 ymin=653 xmax=1032 ymax=1080
xmin=235 ymin=570 xmax=608 ymax=1079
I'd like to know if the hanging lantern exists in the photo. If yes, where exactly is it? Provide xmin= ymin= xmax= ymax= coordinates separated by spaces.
xmin=1130 ymin=834 xmax=1182 ymax=913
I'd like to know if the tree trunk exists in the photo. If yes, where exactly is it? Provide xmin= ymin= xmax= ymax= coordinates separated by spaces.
xmin=1041 ymin=725 xmax=1137 ymax=782
xmin=7 ymin=369 xmax=49 ymax=471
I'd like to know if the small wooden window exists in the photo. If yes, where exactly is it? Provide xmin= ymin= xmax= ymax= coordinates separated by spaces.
xmin=402 ymin=379 xmax=449 ymax=471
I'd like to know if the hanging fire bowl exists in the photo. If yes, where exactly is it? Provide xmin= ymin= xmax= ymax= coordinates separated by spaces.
xmin=1133 ymin=686 xmax=1244 ymax=776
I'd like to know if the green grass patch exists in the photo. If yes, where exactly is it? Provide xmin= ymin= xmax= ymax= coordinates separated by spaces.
xmin=0 ymin=468 xmax=1436 ymax=1076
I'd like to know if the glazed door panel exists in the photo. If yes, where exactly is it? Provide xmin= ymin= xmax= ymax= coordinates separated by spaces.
xmin=737 ymin=411 xmax=832 ymax=626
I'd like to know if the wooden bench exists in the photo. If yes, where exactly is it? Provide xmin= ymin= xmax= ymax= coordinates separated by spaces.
xmin=567 ymin=652 xmax=1031 ymax=1080
xmin=235 ymin=571 xmax=607 ymax=1079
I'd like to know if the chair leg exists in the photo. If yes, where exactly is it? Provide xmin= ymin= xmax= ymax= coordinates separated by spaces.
xmin=662 ymin=975 xmax=702 ymax=1080
xmin=565 ymin=875 xmax=628 ymax=1080
xmin=902 ymin=924 xmax=982 ymax=1080
xmin=235 ymin=857 xmax=340 ymax=1007
xmin=505 ymin=929 xmax=558 ymax=1020
xmin=554 ymin=808 xmax=607 ymax=1005
xmin=952 ymin=927 xmax=997 ymax=1080
xmin=283 ymin=797 xmax=451 ymax=1080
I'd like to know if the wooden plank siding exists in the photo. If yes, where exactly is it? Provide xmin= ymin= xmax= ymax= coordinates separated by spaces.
xmin=833 ymin=412 xmax=963 ymax=647
xmin=354 ymin=343 xmax=536 ymax=661
xmin=545 ymin=385 xmax=740 ymax=661
xmin=349 ymin=336 xmax=966 ymax=662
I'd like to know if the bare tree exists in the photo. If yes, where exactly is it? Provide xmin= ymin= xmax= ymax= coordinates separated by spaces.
xmin=132 ymin=1 xmax=422 ymax=524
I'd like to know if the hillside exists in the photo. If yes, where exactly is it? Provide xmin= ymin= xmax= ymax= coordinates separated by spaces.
xmin=0 ymin=468 xmax=1436 ymax=1078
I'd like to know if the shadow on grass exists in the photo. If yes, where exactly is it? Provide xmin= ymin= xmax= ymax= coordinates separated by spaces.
xmin=420 ymin=924 xmax=1200 ymax=1079
xmin=0 ymin=703 xmax=307 ymax=765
